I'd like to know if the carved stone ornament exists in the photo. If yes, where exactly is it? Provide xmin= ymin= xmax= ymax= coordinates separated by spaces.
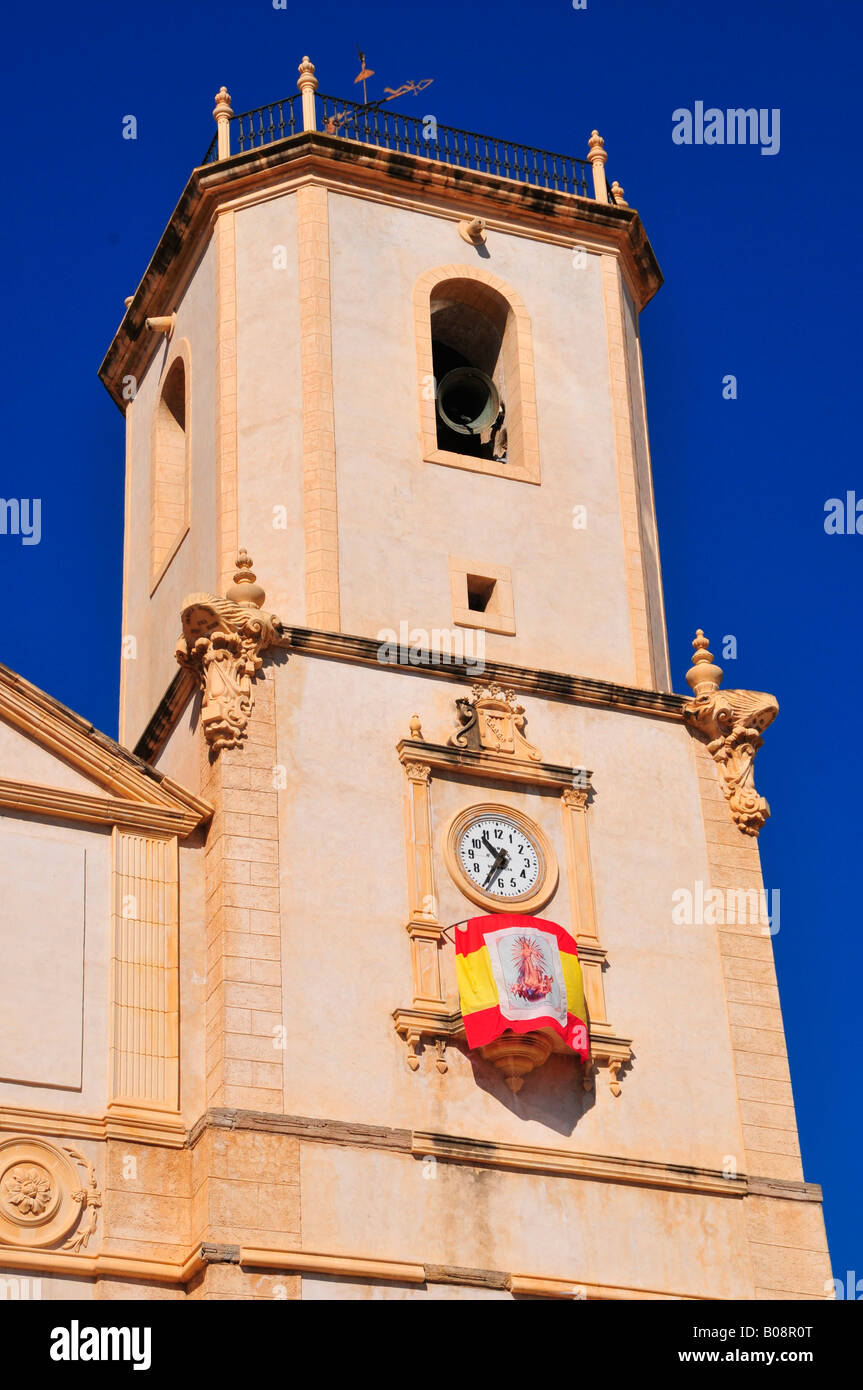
xmin=448 ymin=683 xmax=541 ymax=761
xmin=0 ymin=1138 xmax=101 ymax=1251
xmin=682 ymin=630 xmax=778 ymax=837
xmin=176 ymin=550 xmax=285 ymax=753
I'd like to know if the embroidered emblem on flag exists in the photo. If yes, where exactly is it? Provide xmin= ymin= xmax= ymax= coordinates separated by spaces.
xmin=456 ymin=914 xmax=589 ymax=1060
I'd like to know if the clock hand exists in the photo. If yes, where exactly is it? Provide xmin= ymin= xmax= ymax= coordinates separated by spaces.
xmin=483 ymin=849 xmax=510 ymax=890
xmin=481 ymin=834 xmax=497 ymax=856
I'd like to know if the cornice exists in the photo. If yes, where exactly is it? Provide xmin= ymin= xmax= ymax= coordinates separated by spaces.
xmin=0 ymin=1104 xmax=822 ymax=1289
xmin=135 ymin=627 xmax=686 ymax=763
xmin=397 ymin=738 xmax=586 ymax=789
xmin=0 ymin=1101 xmax=187 ymax=1149
xmin=0 ymin=1238 xmax=705 ymax=1298
xmin=191 ymin=1106 xmax=767 ymax=1202
xmin=0 ymin=661 xmax=211 ymax=836
xmin=412 ymin=1131 xmax=746 ymax=1198
xmin=0 ymin=779 xmax=204 ymax=837
xmin=99 ymin=132 xmax=662 ymax=409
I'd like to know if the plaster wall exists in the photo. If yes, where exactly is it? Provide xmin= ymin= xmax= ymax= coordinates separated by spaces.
xmin=0 ymin=812 xmax=110 ymax=1116
xmin=299 ymin=1142 xmax=755 ymax=1300
xmin=121 ymin=241 xmax=218 ymax=748
xmin=234 ymin=194 xmax=304 ymax=627
xmin=271 ymin=654 xmax=746 ymax=1175
xmin=327 ymin=192 xmax=642 ymax=684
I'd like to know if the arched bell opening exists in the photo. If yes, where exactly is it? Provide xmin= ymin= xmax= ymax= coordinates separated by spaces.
xmin=430 ymin=280 xmax=510 ymax=461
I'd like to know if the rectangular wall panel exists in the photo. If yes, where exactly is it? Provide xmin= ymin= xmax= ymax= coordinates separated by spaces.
xmin=0 ymin=829 xmax=85 ymax=1089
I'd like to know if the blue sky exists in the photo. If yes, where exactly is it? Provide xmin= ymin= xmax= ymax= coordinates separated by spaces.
xmin=1 ymin=0 xmax=859 ymax=1286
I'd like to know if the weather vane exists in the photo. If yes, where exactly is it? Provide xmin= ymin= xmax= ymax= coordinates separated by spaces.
xmin=354 ymin=47 xmax=374 ymax=105
xmin=353 ymin=46 xmax=434 ymax=108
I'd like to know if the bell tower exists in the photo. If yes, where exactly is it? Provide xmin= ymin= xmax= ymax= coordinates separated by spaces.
xmin=90 ymin=58 xmax=830 ymax=1301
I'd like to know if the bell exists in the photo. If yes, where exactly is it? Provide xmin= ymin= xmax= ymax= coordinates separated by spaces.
xmin=436 ymin=367 xmax=500 ymax=436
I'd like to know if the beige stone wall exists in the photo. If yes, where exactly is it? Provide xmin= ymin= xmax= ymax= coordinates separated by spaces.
xmin=690 ymin=742 xmax=831 ymax=1297
xmin=234 ymin=194 xmax=304 ymax=630
xmin=267 ymin=653 xmax=743 ymax=1171
xmin=118 ymin=173 xmax=674 ymax=747
xmin=619 ymin=276 xmax=671 ymax=691
xmin=61 ymin=147 xmax=827 ymax=1301
xmin=327 ymin=192 xmax=644 ymax=684
xmin=200 ymin=671 xmax=286 ymax=1114
xmin=298 ymin=1140 xmax=754 ymax=1300
xmin=120 ymin=243 xmax=219 ymax=748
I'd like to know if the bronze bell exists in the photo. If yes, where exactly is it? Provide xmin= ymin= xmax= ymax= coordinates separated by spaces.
xmin=436 ymin=367 xmax=501 ymax=436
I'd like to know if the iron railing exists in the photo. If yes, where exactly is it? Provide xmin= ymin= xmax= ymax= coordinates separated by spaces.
xmin=202 ymin=91 xmax=609 ymax=203
xmin=203 ymin=95 xmax=300 ymax=164
xmin=316 ymin=93 xmax=599 ymax=199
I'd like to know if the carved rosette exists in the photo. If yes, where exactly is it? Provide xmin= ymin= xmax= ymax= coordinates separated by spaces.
xmin=448 ymin=683 xmax=541 ymax=760
xmin=176 ymin=550 xmax=285 ymax=753
xmin=682 ymin=631 xmax=778 ymax=837
xmin=0 ymin=1138 xmax=101 ymax=1251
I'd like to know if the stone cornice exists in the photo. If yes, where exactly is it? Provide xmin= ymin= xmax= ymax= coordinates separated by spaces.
xmin=99 ymin=132 xmax=662 ymax=409
xmin=0 ymin=1101 xmax=187 ymax=1149
xmin=240 ymin=1246 xmax=707 ymax=1300
xmin=134 ymin=627 xmax=686 ymax=763
xmin=0 ymin=1237 xmax=702 ymax=1298
xmin=189 ymin=1106 xmax=814 ymax=1204
xmin=0 ymin=778 xmax=204 ymax=837
xmin=0 ymin=662 xmax=211 ymax=835
xmin=397 ymin=738 xmax=585 ymax=789
xmin=0 ymin=1102 xmax=823 ymax=1290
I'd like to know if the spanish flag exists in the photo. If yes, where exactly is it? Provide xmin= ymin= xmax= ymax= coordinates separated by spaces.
xmin=456 ymin=915 xmax=588 ymax=1060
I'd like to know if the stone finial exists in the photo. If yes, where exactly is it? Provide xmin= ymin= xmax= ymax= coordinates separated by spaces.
xmin=685 ymin=630 xmax=724 ymax=697
xmin=226 ymin=549 xmax=265 ymax=608
xmin=212 ymin=86 xmax=233 ymax=161
xmin=587 ymin=130 xmax=607 ymax=164
xmin=610 ymin=180 xmax=628 ymax=207
xmin=409 ymin=713 xmax=423 ymax=739
xmin=587 ymin=130 xmax=608 ymax=201
xmin=213 ymin=86 xmax=233 ymax=118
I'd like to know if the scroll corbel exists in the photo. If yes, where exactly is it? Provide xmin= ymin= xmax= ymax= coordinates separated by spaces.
xmin=682 ymin=630 xmax=778 ymax=837
xmin=176 ymin=549 xmax=286 ymax=754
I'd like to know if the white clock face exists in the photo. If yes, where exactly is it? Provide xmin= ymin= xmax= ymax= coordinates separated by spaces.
xmin=457 ymin=815 xmax=542 ymax=901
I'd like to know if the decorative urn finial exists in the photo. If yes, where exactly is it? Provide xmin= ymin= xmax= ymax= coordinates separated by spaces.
xmin=226 ymin=549 xmax=265 ymax=608
xmin=685 ymin=629 xmax=724 ymax=697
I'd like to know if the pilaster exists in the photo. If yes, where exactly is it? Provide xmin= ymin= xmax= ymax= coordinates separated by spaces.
xmin=201 ymin=671 xmax=286 ymax=1112
xmin=297 ymin=182 xmax=340 ymax=629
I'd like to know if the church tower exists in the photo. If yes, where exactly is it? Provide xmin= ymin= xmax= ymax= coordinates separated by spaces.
xmin=0 ymin=59 xmax=830 ymax=1301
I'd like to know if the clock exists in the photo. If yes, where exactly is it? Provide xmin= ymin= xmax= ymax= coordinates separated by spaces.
xmin=445 ymin=804 xmax=558 ymax=914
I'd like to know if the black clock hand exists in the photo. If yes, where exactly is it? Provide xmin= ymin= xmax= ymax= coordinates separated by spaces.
xmin=483 ymin=849 xmax=510 ymax=890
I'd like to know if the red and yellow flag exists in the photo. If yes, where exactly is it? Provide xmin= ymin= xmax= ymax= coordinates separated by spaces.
xmin=456 ymin=915 xmax=588 ymax=1060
